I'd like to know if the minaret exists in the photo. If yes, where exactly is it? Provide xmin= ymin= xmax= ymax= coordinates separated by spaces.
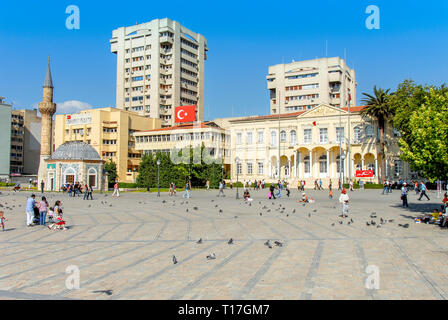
xmin=37 ymin=57 xmax=57 ymax=187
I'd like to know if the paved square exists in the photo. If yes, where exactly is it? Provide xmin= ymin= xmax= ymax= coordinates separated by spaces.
xmin=1 ymin=188 xmax=447 ymax=300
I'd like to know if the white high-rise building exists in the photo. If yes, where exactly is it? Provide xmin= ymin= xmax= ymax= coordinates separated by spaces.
xmin=110 ymin=18 xmax=208 ymax=127
xmin=266 ymin=57 xmax=356 ymax=114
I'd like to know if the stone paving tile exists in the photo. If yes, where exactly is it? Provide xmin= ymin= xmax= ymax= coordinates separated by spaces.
xmin=1 ymin=189 xmax=448 ymax=300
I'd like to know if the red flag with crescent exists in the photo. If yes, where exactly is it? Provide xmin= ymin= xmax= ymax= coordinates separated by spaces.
xmin=174 ymin=105 xmax=196 ymax=123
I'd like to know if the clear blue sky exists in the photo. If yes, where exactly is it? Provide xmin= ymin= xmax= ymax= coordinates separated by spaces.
xmin=1 ymin=0 xmax=447 ymax=119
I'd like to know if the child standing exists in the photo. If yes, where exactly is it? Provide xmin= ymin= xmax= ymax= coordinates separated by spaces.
xmin=0 ymin=211 xmax=7 ymax=231
xmin=329 ymin=189 xmax=333 ymax=199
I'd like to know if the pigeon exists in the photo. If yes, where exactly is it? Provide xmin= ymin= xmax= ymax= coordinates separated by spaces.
xmin=109 ymin=204 xmax=112 ymax=207
xmin=219 ymin=209 xmax=223 ymax=213
xmin=348 ymin=221 xmax=351 ymax=225
xmin=377 ymin=224 xmax=382 ymax=228
xmin=259 ymin=213 xmax=262 ymax=216
xmin=308 ymin=213 xmax=311 ymax=218
xmin=292 ymin=209 xmax=296 ymax=213
xmin=399 ymin=223 xmax=410 ymax=228
xmin=331 ymin=223 xmax=335 ymax=227
xmin=172 ymin=255 xmax=178 ymax=264
xmin=339 ymin=221 xmax=343 ymax=225
xmin=267 ymin=209 xmax=271 ymax=213
xmin=274 ymin=241 xmax=283 ymax=247
xmin=186 ymin=209 xmax=189 ymax=212
xmin=196 ymin=238 xmax=202 ymax=244
xmin=234 ymin=216 xmax=238 ymax=219
xmin=228 ymin=238 xmax=233 ymax=245
xmin=366 ymin=222 xmax=370 ymax=226
xmin=162 ymin=200 xmax=166 ymax=203
xmin=388 ymin=219 xmax=394 ymax=223
xmin=215 ymin=205 xmax=218 ymax=208
xmin=313 ymin=209 xmax=317 ymax=213
xmin=264 ymin=240 xmax=272 ymax=249
xmin=371 ymin=220 xmax=376 ymax=226
xmin=380 ymin=218 xmax=384 ymax=224
xmin=92 ymin=290 xmax=113 ymax=296
xmin=206 ymin=253 xmax=216 ymax=260
xmin=350 ymin=218 xmax=354 ymax=223
xmin=211 ymin=200 xmax=214 ymax=202
xmin=286 ymin=214 xmax=289 ymax=217
xmin=249 ymin=203 xmax=252 ymax=207
xmin=193 ymin=207 xmax=198 ymax=210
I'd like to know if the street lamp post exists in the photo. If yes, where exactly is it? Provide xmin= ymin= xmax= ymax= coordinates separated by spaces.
xmin=221 ymin=164 xmax=224 ymax=182
xmin=235 ymin=157 xmax=240 ymax=199
xmin=157 ymin=159 xmax=161 ymax=197
xmin=341 ymin=152 xmax=346 ymax=188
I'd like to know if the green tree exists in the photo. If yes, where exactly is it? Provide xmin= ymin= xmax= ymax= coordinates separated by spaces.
xmin=397 ymin=88 xmax=448 ymax=181
xmin=361 ymin=85 xmax=394 ymax=180
xmin=104 ymin=160 xmax=117 ymax=184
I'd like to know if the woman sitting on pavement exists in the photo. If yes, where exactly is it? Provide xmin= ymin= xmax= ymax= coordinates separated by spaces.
xmin=243 ymin=188 xmax=252 ymax=202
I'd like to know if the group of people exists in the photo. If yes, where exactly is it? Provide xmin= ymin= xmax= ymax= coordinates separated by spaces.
xmin=25 ymin=194 xmax=66 ymax=230
xmin=63 ymin=182 xmax=93 ymax=199
xmin=268 ymin=180 xmax=290 ymax=199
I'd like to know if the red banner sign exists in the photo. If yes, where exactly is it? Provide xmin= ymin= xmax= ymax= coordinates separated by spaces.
xmin=356 ymin=170 xmax=374 ymax=178
xmin=174 ymin=105 xmax=196 ymax=123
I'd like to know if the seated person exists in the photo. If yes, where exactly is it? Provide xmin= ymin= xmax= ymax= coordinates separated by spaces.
xmin=243 ymin=189 xmax=252 ymax=201
xmin=298 ymin=193 xmax=309 ymax=203
xmin=441 ymin=193 xmax=448 ymax=214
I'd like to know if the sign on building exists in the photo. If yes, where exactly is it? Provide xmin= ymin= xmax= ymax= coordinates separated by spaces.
xmin=66 ymin=113 xmax=92 ymax=126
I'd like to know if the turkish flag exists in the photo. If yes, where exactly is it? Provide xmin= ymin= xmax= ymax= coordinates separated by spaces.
xmin=174 ymin=105 xmax=196 ymax=123
xmin=67 ymin=115 xmax=71 ymax=120
xmin=313 ymin=121 xmax=317 ymax=126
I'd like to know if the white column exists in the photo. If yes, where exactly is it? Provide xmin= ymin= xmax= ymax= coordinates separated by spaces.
xmin=375 ymin=158 xmax=378 ymax=177
xmin=268 ymin=161 xmax=271 ymax=177
xmin=297 ymin=151 xmax=301 ymax=178
xmin=309 ymin=150 xmax=313 ymax=178
xmin=288 ymin=160 xmax=291 ymax=178
xmin=361 ymin=157 xmax=365 ymax=170
xmin=326 ymin=150 xmax=330 ymax=177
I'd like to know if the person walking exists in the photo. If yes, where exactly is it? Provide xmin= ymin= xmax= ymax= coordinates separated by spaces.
xmin=206 ymin=180 xmax=210 ymax=191
xmin=112 ymin=182 xmax=120 ymax=197
xmin=319 ymin=179 xmax=323 ymax=191
xmin=401 ymin=183 xmax=409 ymax=208
xmin=83 ymin=183 xmax=89 ymax=200
xmin=40 ymin=180 xmax=45 ymax=194
xmin=269 ymin=183 xmax=276 ymax=200
xmin=382 ymin=180 xmax=388 ymax=195
xmin=415 ymin=181 xmax=420 ymax=195
xmin=26 ymin=194 xmax=37 ymax=226
xmin=183 ymin=181 xmax=191 ymax=198
xmin=418 ymin=181 xmax=430 ymax=201
xmin=38 ymin=196 xmax=48 ymax=226
xmin=349 ymin=179 xmax=354 ymax=192
xmin=230 ymin=179 xmax=233 ymax=190
xmin=87 ymin=185 xmax=93 ymax=200
xmin=338 ymin=179 xmax=341 ymax=191
xmin=218 ymin=181 xmax=225 ymax=197
xmin=286 ymin=182 xmax=290 ymax=197
xmin=339 ymin=189 xmax=350 ymax=218
xmin=329 ymin=179 xmax=332 ymax=191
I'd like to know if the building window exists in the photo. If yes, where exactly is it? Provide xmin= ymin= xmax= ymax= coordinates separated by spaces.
xmin=336 ymin=127 xmax=345 ymax=143
xmin=236 ymin=133 xmax=242 ymax=145
xmin=319 ymin=128 xmax=328 ymax=144
xmin=280 ymin=130 xmax=286 ymax=142
xmin=258 ymin=162 xmax=264 ymax=174
xmin=365 ymin=125 xmax=374 ymax=138
xmin=237 ymin=162 xmax=242 ymax=174
xmin=354 ymin=126 xmax=362 ymax=142
xmin=247 ymin=163 xmax=253 ymax=174
xmin=336 ymin=155 xmax=344 ymax=174
xmin=247 ymin=132 xmax=253 ymax=144
xmin=319 ymin=155 xmax=327 ymax=173
xmin=394 ymin=160 xmax=403 ymax=177
xmin=257 ymin=131 xmax=264 ymax=143
xmin=271 ymin=131 xmax=277 ymax=146
xmin=303 ymin=129 xmax=312 ymax=144
xmin=304 ymin=156 xmax=310 ymax=173
xmin=368 ymin=163 xmax=375 ymax=174
xmin=290 ymin=130 xmax=296 ymax=145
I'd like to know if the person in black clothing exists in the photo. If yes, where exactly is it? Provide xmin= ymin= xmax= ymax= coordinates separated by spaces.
xmin=269 ymin=183 xmax=276 ymax=199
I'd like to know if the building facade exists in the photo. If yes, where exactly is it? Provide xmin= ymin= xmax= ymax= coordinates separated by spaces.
xmin=228 ymin=104 xmax=412 ymax=187
xmin=10 ymin=109 xmax=42 ymax=175
xmin=133 ymin=121 xmax=231 ymax=173
xmin=54 ymin=107 xmax=161 ymax=183
xmin=110 ymin=18 xmax=208 ymax=127
xmin=267 ymin=57 xmax=356 ymax=114
xmin=0 ymin=97 xmax=12 ymax=179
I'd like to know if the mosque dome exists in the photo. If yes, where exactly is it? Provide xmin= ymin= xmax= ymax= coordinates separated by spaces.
xmin=49 ymin=141 xmax=101 ymax=161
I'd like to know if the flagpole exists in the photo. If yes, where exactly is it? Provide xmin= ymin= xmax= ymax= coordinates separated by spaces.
xmin=347 ymin=90 xmax=352 ymax=183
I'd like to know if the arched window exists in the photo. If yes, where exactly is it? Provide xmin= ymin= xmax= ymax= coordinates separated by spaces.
xmin=354 ymin=126 xmax=362 ymax=142
xmin=304 ymin=156 xmax=310 ymax=173
xmin=280 ymin=130 xmax=286 ymax=142
xmin=271 ymin=131 xmax=277 ymax=146
xmin=319 ymin=155 xmax=327 ymax=173
xmin=88 ymin=168 xmax=97 ymax=188
xmin=365 ymin=125 xmax=373 ymax=138
xmin=290 ymin=130 xmax=297 ymax=145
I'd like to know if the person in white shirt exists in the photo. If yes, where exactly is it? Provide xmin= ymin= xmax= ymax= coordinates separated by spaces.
xmin=339 ymin=188 xmax=350 ymax=218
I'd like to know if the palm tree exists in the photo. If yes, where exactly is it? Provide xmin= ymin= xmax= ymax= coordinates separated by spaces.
xmin=361 ymin=86 xmax=393 ymax=181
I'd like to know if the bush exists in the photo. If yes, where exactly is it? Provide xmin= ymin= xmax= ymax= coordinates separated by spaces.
xmin=0 ymin=182 xmax=15 ymax=187
xmin=118 ymin=182 xmax=138 ymax=188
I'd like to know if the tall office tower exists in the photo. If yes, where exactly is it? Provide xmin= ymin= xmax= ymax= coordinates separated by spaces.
xmin=110 ymin=18 xmax=208 ymax=127
xmin=266 ymin=57 xmax=357 ymax=114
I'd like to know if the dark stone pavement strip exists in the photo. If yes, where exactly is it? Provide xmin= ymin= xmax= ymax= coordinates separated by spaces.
xmin=300 ymin=240 xmax=324 ymax=300
xmin=235 ymin=243 xmax=284 ymax=299
xmin=0 ymin=289 xmax=74 ymax=300
xmin=391 ymin=238 xmax=447 ymax=300
xmin=59 ymin=241 xmax=189 ymax=298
